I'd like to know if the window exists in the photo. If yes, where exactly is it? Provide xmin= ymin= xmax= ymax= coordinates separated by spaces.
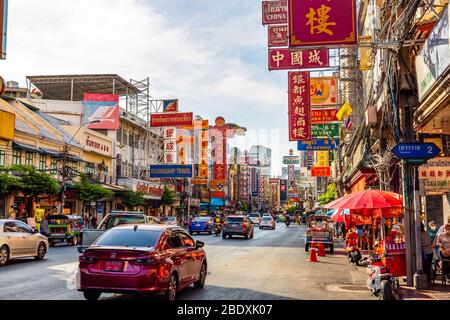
xmin=178 ymin=232 xmax=195 ymax=247
xmin=50 ymin=158 xmax=58 ymax=174
xmin=4 ymin=222 xmax=19 ymax=233
xmin=25 ymin=152 xmax=34 ymax=166
xmin=116 ymin=129 xmax=122 ymax=144
xmin=13 ymin=149 xmax=21 ymax=165
xmin=0 ymin=150 xmax=5 ymax=166
xmin=85 ymin=162 xmax=95 ymax=174
xmin=39 ymin=155 xmax=47 ymax=171
xmin=94 ymin=229 xmax=160 ymax=248
xmin=168 ymin=232 xmax=182 ymax=248
xmin=15 ymin=221 xmax=33 ymax=234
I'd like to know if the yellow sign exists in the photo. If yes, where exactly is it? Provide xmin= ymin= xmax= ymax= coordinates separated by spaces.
xmin=0 ymin=110 xmax=15 ymax=140
xmin=34 ymin=208 xmax=45 ymax=223
xmin=359 ymin=36 xmax=374 ymax=71
xmin=317 ymin=151 xmax=329 ymax=167
xmin=424 ymin=137 xmax=444 ymax=156
xmin=310 ymin=77 xmax=338 ymax=106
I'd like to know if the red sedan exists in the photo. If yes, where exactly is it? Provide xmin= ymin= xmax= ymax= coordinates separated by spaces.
xmin=78 ymin=224 xmax=207 ymax=300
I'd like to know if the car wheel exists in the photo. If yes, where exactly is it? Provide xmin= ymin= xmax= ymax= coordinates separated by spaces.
xmin=250 ymin=232 xmax=254 ymax=239
xmin=0 ymin=245 xmax=9 ymax=266
xmin=164 ymin=274 xmax=178 ymax=300
xmin=244 ymin=233 xmax=249 ymax=239
xmin=222 ymin=233 xmax=227 ymax=239
xmin=189 ymin=231 xmax=193 ymax=235
xmin=194 ymin=263 xmax=207 ymax=289
xmin=35 ymin=242 xmax=46 ymax=260
xmin=208 ymin=230 xmax=212 ymax=235
xmin=83 ymin=291 xmax=101 ymax=301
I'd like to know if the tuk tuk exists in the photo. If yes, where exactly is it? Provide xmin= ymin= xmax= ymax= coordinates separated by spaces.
xmin=305 ymin=214 xmax=334 ymax=253
xmin=47 ymin=214 xmax=84 ymax=246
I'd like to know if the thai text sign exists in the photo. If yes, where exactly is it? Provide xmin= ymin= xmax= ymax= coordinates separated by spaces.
xmin=262 ymin=0 xmax=287 ymax=25
xmin=312 ymin=123 xmax=340 ymax=138
xmin=311 ymin=109 xmax=338 ymax=124
xmin=311 ymin=166 xmax=331 ymax=177
xmin=288 ymin=71 xmax=311 ymax=141
xmin=311 ymin=77 xmax=338 ymax=106
xmin=149 ymin=165 xmax=193 ymax=178
xmin=268 ymin=25 xmax=288 ymax=47
xmin=298 ymin=139 xmax=340 ymax=151
xmin=269 ymin=48 xmax=329 ymax=71
xmin=150 ymin=112 xmax=193 ymax=127
xmin=288 ymin=0 xmax=358 ymax=47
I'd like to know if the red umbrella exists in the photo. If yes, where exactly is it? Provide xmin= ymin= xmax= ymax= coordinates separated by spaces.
xmin=324 ymin=190 xmax=403 ymax=211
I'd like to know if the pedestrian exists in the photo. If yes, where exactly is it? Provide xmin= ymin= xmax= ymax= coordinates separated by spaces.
xmin=356 ymin=224 xmax=364 ymax=248
xmin=91 ymin=215 xmax=98 ymax=229
xmin=40 ymin=212 xmax=49 ymax=237
xmin=420 ymin=222 xmax=433 ymax=286
xmin=436 ymin=224 xmax=450 ymax=284
xmin=437 ymin=217 xmax=450 ymax=236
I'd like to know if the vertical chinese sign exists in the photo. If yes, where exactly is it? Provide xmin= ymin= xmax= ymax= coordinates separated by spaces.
xmin=240 ymin=156 xmax=250 ymax=201
xmin=164 ymin=128 xmax=177 ymax=164
xmin=259 ymin=174 xmax=265 ymax=206
xmin=288 ymin=0 xmax=358 ymax=47
xmin=197 ymin=121 xmax=209 ymax=181
xmin=288 ymin=71 xmax=311 ymax=141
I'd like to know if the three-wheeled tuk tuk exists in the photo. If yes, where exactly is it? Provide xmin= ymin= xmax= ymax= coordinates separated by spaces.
xmin=305 ymin=215 xmax=334 ymax=253
xmin=47 ymin=215 xmax=83 ymax=246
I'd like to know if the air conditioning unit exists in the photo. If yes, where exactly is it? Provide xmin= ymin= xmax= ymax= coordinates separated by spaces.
xmin=366 ymin=106 xmax=377 ymax=127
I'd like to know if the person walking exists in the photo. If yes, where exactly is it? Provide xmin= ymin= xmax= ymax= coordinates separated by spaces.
xmin=436 ymin=224 xmax=450 ymax=284
xmin=421 ymin=222 xmax=434 ymax=286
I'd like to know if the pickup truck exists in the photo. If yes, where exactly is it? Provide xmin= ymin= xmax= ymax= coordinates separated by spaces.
xmin=77 ymin=211 xmax=160 ymax=253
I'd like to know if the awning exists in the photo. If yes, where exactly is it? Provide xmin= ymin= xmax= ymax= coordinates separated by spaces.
xmin=13 ymin=142 xmax=42 ymax=153
xmin=40 ymin=147 xmax=61 ymax=157
xmin=101 ymin=184 xmax=128 ymax=191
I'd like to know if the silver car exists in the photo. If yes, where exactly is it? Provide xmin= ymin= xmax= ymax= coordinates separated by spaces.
xmin=0 ymin=220 xmax=49 ymax=266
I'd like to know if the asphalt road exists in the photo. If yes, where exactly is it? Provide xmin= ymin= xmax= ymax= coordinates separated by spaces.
xmin=0 ymin=224 xmax=376 ymax=300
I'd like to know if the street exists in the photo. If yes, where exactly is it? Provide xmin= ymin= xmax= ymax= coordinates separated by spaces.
xmin=0 ymin=224 xmax=375 ymax=300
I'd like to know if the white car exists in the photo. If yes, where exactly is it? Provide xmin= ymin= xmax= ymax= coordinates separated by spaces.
xmin=0 ymin=219 xmax=49 ymax=266
xmin=259 ymin=216 xmax=276 ymax=230
xmin=248 ymin=213 xmax=262 ymax=225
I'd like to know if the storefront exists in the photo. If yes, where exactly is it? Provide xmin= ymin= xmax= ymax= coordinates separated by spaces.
xmin=116 ymin=178 xmax=164 ymax=216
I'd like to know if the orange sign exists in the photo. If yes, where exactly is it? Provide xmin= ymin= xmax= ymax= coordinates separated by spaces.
xmin=192 ymin=179 xmax=208 ymax=185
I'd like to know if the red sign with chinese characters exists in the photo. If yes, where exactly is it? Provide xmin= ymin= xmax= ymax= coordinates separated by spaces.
xmin=311 ymin=109 xmax=338 ymax=124
xmin=150 ymin=112 xmax=193 ymax=127
xmin=288 ymin=0 xmax=358 ymax=47
xmin=262 ymin=1 xmax=288 ymax=25
xmin=212 ymin=191 xmax=226 ymax=199
xmin=311 ymin=166 xmax=331 ymax=177
xmin=269 ymin=48 xmax=329 ymax=71
xmin=288 ymin=72 xmax=311 ymax=141
xmin=268 ymin=25 xmax=288 ymax=47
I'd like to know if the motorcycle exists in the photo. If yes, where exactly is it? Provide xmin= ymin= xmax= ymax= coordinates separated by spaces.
xmin=346 ymin=245 xmax=362 ymax=266
xmin=214 ymin=224 xmax=222 ymax=237
xmin=367 ymin=254 xmax=397 ymax=300
xmin=285 ymin=220 xmax=291 ymax=227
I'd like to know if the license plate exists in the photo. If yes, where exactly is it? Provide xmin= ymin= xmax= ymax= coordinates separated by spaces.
xmin=104 ymin=261 xmax=123 ymax=272
xmin=196 ymin=223 xmax=201 ymax=226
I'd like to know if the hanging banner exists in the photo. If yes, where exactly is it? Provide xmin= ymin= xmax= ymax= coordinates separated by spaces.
xmin=196 ymin=121 xmax=209 ymax=179
xmin=83 ymin=94 xmax=120 ymax=130
xmin=269 ymin=48 xmax=329 ymax=71
xmin=262 ymin=0 xmax=288 ymax=25
xmin=268 ymin=25 xmax=289 ymax=47
xmin=150 ymin=112 xmax=193 ymax=127
xmin=311 ymin=166 xmax=331 ymax=177
xmin=0 ymin=0 xmax=8 ymax=59
xmin=288 ymin=0 xmax=358 ymax=47
xmin=163 ymin=100 xmax=179 ymax=113
xmin=310 ymin=77 xmax=338 ymax=106
xmin=311 ymin=123 xmax=340 ymax=138
xmin=288 ymin=71 xmax=311 ymax=141
xmin=210 ymin=117 xmax=236 ymax=182
xmin=298 ymin=138 xmax=340 ymax=151
xmin=288 ymin=165 xmax=295 ymax=181
xmin=280 ymin=180 xmax=287 ymax=201
xmin=311 ymin=109 xmax=339 ymax=124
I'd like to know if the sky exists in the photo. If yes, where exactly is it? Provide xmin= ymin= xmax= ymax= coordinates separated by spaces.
xmin=1 ymin=0 xmax=319 ymax=176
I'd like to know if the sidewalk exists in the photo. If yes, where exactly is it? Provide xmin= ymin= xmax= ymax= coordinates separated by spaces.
xmin=398 ymin=285 xmax=450 ymax=300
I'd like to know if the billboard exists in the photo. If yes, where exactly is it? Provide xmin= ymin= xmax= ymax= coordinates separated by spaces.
xmin=0 ymin=0 xmax=7 ymax=59
xmin=150 ymin=112 xmax=193 ymax=127
xmin=311 ymin=109 xmax=338 ymax=124
xmin=149 ymin=165 xmax=193 ymax=178
xmin=262 ymin=0 xmax=288 ymax=25
xmin=298 ymin=139 xmax=340 ymax=151
xmin=269 ymin=48 xmax=329 ymax=71
xmin=310 ymin=77 xmax=338 ymax=106
xmin=288 ymin=0 xmax=358 ymax=47
xmin=163 ymin=100 xmax=179 ymax=112
xmin=288 ymin=72 xmax=311 ymax=141
xmin=83 ymin=94 xmax=120 ymax=130
xmin=268 ymin=25 xmax=288 ymax=47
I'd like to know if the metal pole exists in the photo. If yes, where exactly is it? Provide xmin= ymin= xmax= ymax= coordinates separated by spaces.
xmin=60 ymin=144 xmax=68 ymax=214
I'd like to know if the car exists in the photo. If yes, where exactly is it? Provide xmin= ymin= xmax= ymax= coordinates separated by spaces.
xmin=0 ymin=220 xmax=49 ymax=266
xmin=189 ymin=217 xmax=214 ymax=235
xmin=248 ymin=213 xmax=262 ymax=225
xmin=259 ymin=216 xmax=276 ymax=230
xmin=147 ymin=216 xmax=161 ymax=224
xmin=222 ymin=215 xmax=254 ymax=239
xmin=78 ymin=224 xmax=207 ymax=301
xmin=164 ymin=216 xmax=178 ymax=225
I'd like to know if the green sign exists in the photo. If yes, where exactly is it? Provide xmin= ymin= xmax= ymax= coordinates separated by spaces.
xmin=312 ymin=123 xmax=340 ymax=138
xmin=283 ymin=156 xmax=300 ymax=165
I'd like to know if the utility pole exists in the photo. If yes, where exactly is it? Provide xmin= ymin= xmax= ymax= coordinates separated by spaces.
xmin=60 ymin=144 xmax=69 ymax=215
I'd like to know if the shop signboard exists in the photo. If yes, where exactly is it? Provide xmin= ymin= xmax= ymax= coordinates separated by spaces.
xmin=311 ymin=166 xmax=331 ymax=177
xmin=316 ymin=151 xmax=330 ymax=167
xmin=283 ymin=156 xmax=300 ymax=164
xmin=288 ymin=0 xmax=358 ymax=47
xmin=416 ymin=6 xmax=450 ymax=101
xmin=269 ymin=48 xmax=329 ymax=71
xmin=268 ymin=24 xmax=288 ymax=47
xmin=150 ymin=112 xmax=193 ymax=127
xmin=83 ymin=94 xmax=120 ymax=130
xmin=280 ymin=179 xmax=287 ymax=201
xmin=311 ymin=109 xmax=338 ymax=124
xmin=311 ymin=123 xmax=340 ymax=138
xmin=262 ymin=0 xmax=287 ymax=25
xmin=288 ymin=71 xmax=311 ymax=141
xmin=419 ymin=157 xmax=450 ymax=192
xmin=310 ymin=77 xmax=338 ymax=106
xmin=298 ymin=138 xmax=339 ymax=151
xmin=0 ymin=109 xmax=14 ymax=140
xmin=149 ymin=165 xmax=193 ymax=178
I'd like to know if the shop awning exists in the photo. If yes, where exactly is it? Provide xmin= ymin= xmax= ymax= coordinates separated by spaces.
xmin=13 ymin=142 xmax=42 ymax=153
xmin=40 ymin=147 xmax=61 ymax=157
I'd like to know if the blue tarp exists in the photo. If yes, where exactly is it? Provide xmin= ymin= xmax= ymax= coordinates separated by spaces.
xmin=200 ymin=198 xmax=226 ymax=208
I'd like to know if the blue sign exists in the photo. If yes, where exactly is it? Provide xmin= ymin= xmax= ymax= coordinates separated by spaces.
xmin=392 ymin=143 xmax=440 ymax=163
xmin=297 ymin=139 xmax=340 ymax=151
xmin=149 ymin=165 xmax=193 ymax=178
xmin=252 ymin=191 xmax=259 ymax=197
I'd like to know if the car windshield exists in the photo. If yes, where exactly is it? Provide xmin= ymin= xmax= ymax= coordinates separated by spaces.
xmin=227 ymin=217 xmax=243 ymax=223
xmin=107 ymin=216 xmax=146 ymax=229
xmin=249 ymin=214 xmax=260 ymax=217
xmin=166 ymin=217 xmax=176 ymax=221
xmin=262 ymin=217 xmax=272 ymax=221
xmin=193 ymin=217 xmax=211 ymax=222
xmin=95 ymin=229 xmax=160 ymax=248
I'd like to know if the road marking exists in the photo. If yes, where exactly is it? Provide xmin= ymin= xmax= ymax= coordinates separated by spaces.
xmin=47 ymin=262 xmax=79 ymax=290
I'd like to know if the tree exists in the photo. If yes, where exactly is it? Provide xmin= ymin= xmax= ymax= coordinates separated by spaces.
xmin=161 ymin=186 xmax=175 ymax=216
xmin=123 ymin=190 xmax=145 ymax=210
xmin=318 ymin=183 xmax=338 ymax=206
xmin=0 ymin=172 xmax=22 ymax=194
xmin=4 ymin=165 xmax=60 ymax=197
xmin=73 ymin=174 xmax=113 ymax=214
xmin=287 ymin=205 xmax=300 ymax=214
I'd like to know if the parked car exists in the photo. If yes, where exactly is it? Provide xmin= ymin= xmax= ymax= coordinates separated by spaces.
xmin=259 ymin=216 xmax=276 ymax=230
xmin=0 ymin=220 xmax=49 ymax=266
xmin=78 ymin=211 xmax=151 ymax=253
xmin=78 ymin=224 xmax=207 ymax=300
xmin=189 ymin=217 xmax=214 ymax=235
xmin=248 ymin=213 xmax=262 ymax=225
xmin=164 ymin=216 xmax=178 ymax=225
xmin=47 ymin=214 xmax=83 ymax=247
xmin=222 ymin=215 xmax=254 ymax=239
